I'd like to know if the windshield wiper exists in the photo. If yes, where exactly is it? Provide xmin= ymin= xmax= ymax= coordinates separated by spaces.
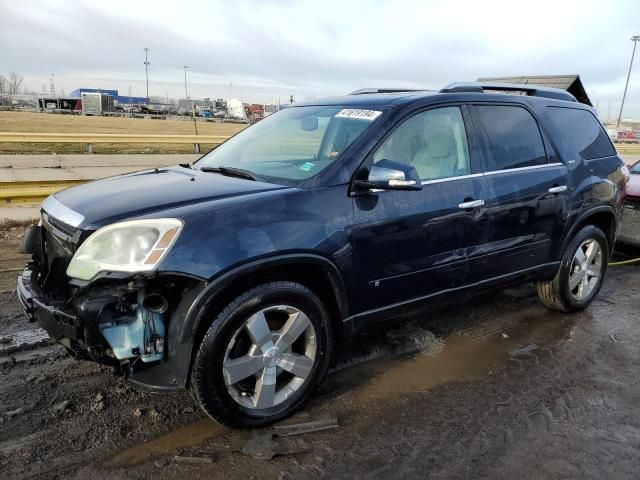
xmin=199 ymin=166 xmax=259 ymax=181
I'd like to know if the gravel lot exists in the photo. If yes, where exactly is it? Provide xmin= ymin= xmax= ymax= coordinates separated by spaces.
xmin=1 ymin=223 xmax=639 ymax=479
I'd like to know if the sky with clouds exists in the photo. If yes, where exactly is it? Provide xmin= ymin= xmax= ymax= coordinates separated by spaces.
xmin=2 ymin=0 xmax=640 ymax=119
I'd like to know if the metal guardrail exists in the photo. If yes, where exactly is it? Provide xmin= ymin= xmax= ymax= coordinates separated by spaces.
xmin=0 ymin=132 xmax=232 ymax=153
xmin=0 ymin=132 xmax=636 ymax=153
xmin=0 ymin=180 xmax=86 ymax=205
xmin=0 ymin=132 xmax=234 ymax=204
xmin=615 ymin=144 xmax=640 ymax=154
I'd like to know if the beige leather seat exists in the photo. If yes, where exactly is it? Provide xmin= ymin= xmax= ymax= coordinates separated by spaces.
xmin=411 ymin=127 xmax=458 ymax=181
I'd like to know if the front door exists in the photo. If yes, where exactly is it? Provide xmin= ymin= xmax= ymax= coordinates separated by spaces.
xmin=349 ymin=105 xmax=489 ymax=315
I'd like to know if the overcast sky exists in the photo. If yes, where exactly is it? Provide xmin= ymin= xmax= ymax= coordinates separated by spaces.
xmin=2 ymin=0 xmax=640 ymax=118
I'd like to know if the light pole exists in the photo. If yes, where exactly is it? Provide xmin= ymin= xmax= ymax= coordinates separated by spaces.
xmin=617 ymin=35 xmax=640 ymax=128
xmin=183 ymin=66 xmax=189 ymax=99
xmin=144 ymin=47 xmax=150 ymax=100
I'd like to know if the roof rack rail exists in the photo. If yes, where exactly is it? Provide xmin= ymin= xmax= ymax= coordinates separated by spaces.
xmin=439 ymin=82 xmax=578 ymax=103
xmin=349 ymin=88 xmax=427 ymax=95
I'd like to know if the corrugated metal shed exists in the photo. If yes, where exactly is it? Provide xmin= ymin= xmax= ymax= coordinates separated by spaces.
xmin=476 ymin=74 xmax=592 ymax=106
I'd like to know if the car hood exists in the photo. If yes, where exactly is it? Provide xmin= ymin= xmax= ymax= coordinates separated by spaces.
xmin=626 ymin=174 xmax=640 ymax=199
xmin=48 ymin=166 xmax=287 ymax=228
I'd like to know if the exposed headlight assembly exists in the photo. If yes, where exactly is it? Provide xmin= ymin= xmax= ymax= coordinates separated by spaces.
xmin=66 ymin=218 xmax=183 ymax=281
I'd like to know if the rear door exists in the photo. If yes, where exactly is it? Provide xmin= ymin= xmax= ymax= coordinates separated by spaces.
xmin=465 ymin=103 xmax=569 ymax=283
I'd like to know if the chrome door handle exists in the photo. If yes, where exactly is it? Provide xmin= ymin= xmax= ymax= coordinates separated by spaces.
xmin=548 ymin=185 xmax=567 ymax=193
xmin=458 ymin=199 xmax=485 ymax=209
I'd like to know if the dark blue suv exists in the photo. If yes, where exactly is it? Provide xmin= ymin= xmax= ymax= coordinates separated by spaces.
xmin=18 ymin=82 xmax=628 ymax=427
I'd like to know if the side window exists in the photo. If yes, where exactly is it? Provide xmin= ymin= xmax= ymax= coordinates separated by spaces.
xmin=373 ymin=106 xmax=471 ymax=181
xmin=474 ymin=105 xmax=547 ymax=171
xmin=545 ymin=107 xmax=615 ymax=160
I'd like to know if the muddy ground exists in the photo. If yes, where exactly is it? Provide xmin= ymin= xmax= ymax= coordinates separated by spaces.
xmin=1 ymin=222 xmax=639 ymax=480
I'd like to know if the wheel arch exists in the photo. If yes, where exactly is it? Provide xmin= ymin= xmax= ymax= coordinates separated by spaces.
xmin=562 ymin=206 xmax=617 ymax=255
xmin=181 ymin=253 xmax=348 ymax=383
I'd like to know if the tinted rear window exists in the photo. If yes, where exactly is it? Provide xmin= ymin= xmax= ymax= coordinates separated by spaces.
xmin=474 ymin=105 xmax=547 ymax=171
xmin=546 ymin=107 xmax=615 ymax=160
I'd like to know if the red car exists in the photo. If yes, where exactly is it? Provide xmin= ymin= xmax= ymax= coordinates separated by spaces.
xmin=619 ymin=160 xmax=640 ymax=245
xmin=618 ymin=131 xmax=639 ymax=143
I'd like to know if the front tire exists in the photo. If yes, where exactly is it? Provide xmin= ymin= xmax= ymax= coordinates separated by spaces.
xmin=191 ymin=281 xmax=333 ymax=428
xmin=536 ymin=225 xmax=608 ymax=312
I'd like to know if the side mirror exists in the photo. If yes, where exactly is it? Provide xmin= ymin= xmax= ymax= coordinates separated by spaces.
xmin=355 ymin=159 xmax=422 ymax=191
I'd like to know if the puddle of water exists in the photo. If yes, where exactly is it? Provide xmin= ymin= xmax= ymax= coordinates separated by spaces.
xmin=103 ymin=417 xmax=227 ymax=467
xmin=0 ymin=345 xmax=60 ymax=365
xmin=0 ymin=328 xmax=51 ymax=355
xmin=323 ymin=308 xmax=576 ymax=399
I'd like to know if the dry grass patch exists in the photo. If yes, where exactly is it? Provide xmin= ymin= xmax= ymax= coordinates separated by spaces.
xmin=0 ymin=218 xmax=37 ymax=229
xmin=0 ymin=111 xmax=246 ymax=154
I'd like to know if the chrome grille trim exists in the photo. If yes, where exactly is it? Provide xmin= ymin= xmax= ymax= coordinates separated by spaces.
xmin=42 ymin=195 xmax=85 ymax=229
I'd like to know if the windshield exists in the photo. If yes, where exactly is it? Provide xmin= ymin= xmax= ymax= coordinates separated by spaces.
xmin=196 ymin=105 xmax=381 ymax=185
xmin=631 ymin=162 xmax=640 ymax=174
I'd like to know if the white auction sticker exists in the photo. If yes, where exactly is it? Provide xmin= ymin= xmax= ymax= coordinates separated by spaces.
xmin=335 ymin=109 xmax=382 ymax=121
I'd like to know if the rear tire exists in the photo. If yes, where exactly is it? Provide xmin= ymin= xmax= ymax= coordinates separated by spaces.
xmin=191 ymin=281 xmax=333 ymax=428
xmin=536 ymin=225 xmax=608 ymax=312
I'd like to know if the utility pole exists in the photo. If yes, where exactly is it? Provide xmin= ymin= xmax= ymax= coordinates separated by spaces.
xmin=49 ymin=73 xmax=56 ymax=97
xmin=617 ymin=35 xmax=640 ymax=128
xmin=144 ymin=47 xmax=150 ymax=100
xmin=183 ymin=65 xmax=198 ymax=137
xmin=128 ymin=84 xmax=133 ymax=117
xmin=183 ymin=66 xmax=189 ymax=99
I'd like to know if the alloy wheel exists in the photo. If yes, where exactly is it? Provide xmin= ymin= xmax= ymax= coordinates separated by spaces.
xmin=222 ymin=305 xmax=317 ymax=410
xmin=568 ymin=239 xmax=603 ymax=301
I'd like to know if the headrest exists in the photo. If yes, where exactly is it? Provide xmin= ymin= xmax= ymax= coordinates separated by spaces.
xmin=426 ymin=127 xmax=455 ymax=158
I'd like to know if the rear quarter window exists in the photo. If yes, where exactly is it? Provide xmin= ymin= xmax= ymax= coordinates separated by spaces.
xmin=545 ymin=107 xmax=615 ymax=160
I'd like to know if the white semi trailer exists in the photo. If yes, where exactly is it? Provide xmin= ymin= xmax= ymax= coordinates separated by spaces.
xmin=81 ymin=92 xmax=114 ymax=115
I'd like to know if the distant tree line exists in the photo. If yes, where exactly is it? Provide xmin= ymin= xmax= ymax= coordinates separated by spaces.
xmin=0 ymin=72 xmax=25 ymax=95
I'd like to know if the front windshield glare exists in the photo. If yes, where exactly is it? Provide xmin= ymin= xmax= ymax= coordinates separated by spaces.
xmin=197 ymin=106 xmax=381 ymax=184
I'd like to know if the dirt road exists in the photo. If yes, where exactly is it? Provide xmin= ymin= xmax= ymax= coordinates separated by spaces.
xmin=1 ymin=223 xmax=639 ymax=479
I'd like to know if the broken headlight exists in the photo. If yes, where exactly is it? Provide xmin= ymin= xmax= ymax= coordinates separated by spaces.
xmin=66 ymin=218 xmax=183 ymax=281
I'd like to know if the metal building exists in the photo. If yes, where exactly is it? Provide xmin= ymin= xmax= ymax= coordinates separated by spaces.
xmin=70 ymin=88 xmax=149 ymax=105
xmin=476 ymin=75 xmax=593 ymax=106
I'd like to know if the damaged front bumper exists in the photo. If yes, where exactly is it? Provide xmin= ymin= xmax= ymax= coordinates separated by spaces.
xmin=17 ymin=266 xmax=205 ymax=391
xmin=18 ymin=268 xmax=85 ymax=347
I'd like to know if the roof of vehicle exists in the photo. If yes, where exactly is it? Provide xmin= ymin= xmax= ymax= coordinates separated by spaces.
xmin=294 ymin=90 xmax=435 ymax=107
xmin=293 ymin=81 xmax=582 ymax=109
